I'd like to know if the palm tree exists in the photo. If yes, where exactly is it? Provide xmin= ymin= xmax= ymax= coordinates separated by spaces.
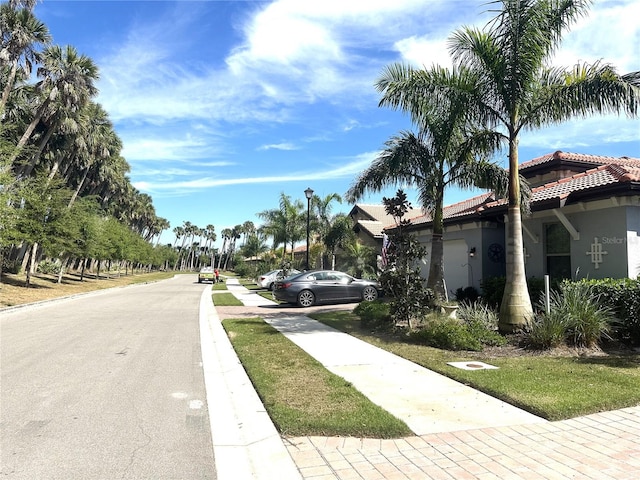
xmin=348 ymin=64 xmax=507 ymax=300
xmin=11 ymin=44 xmax=99 ymax=172
xmin=258 ymin=193 xmax=306 ymax=262
xmin=323 ymin=214 xmax=356 ymax=270
xmin=443 ymin=0 xmax=640 ymax=331
xmin=311 ymin=192 xmax=342 ymax=268
xmin=216 ymin=228 xmax=231 ymax=269
xmin=0 ymin=4 xmax=51 ymax=118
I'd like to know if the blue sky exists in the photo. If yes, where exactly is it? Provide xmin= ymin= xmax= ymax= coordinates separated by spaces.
xmin=35 ymin=0 xmax=639 ymax=247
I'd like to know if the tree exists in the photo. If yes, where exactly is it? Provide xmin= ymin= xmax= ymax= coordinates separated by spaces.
xmin=11 ymin=44 xmax=99 ymax=172
xmin=444 ymin=0 xmax=640 ymax=331
xmin=341 ymin=240 xmax=376 ymax=280
xmin=311 ymin=192 xmax=342 ymax=268
xmin=379 ymin=190 xmax=433 ymax=329
xmin=258 ymin=193 xmax=306 ymax=262
xmin=0 ymin=3 xmax=51 ymax=118
xmin=13 ymin=172 xmax=74 ymax=286
xmin=348 ymin=64 xmax=507 ymax=300
xmin=324 ymin=213 xmax=356 ymax=270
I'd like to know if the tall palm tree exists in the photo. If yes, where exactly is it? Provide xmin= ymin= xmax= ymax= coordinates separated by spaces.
xmin=0 ymin=4 xmax=51 ymax=118
xmin=11 ymin=44 xmax=99 ymax=171
xmin=348 ymin=64 xmax=507 ymax=299
xmin=258 ymin=193 xmax=306 ymax=262
xmin=311 ymin=193 xmax=342 ymax=268
xmin=216 ymin=228 xmax=232 ymax=269
xmin=443 ymin=0 xmax=640 ymax=331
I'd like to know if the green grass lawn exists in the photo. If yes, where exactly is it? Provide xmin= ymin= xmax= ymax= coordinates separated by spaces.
xmin=223 ymin=317 xmax=411 ymax=438
xmin=311 ymin=311 xmax=640 ymax=421
xmin=211 ymin=292 xmax=243 ymax=306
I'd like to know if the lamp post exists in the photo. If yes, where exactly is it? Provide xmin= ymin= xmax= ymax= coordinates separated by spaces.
xmin=304 ymin=187 xmax=314 ymax=270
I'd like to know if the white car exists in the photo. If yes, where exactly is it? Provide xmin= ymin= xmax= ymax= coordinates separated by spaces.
xmin=256 ymin=269 xmax=300 ymax=290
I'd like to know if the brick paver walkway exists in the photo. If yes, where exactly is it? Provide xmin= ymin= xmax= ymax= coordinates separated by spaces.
xmin=285 ymin=406 xmax=640 ymax=479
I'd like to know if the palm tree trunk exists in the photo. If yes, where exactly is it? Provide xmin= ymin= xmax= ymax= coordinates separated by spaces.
xmin=499 ymin=139 xmax=533 ymax=332
xmin=0 ymin=61 xmax=19 ymax=120
xmin=11 ymin=99 xmax=49 ymax=171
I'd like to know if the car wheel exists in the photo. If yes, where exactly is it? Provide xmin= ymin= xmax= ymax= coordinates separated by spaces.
xmin=297 ymin=290 xmax=315 ymax=307
xmin=267 ymin=283 xmax=274 ymax=291
xmin=362 ymin=286 xmax=378 ymax=302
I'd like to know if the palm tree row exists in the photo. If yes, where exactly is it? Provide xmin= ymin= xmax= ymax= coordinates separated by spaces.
xmin=348 ymin=0 xmax=639 ymax=331
xmin=1 ymin=2 xmax=172 ymax=280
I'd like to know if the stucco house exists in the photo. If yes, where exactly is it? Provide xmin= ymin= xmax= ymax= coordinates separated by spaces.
xmin=383 ymin=151 xmax=640 ymax=297
xmin=349 ymin=203 xmax=422 ymax=249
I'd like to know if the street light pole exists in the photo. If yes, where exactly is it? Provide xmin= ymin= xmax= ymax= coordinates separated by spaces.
xmin=304 ymin=187 xmax=314 ymax=270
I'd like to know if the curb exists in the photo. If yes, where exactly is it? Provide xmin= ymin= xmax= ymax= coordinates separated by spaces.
xmin=199 ymin=286 xmax=302 ymax=480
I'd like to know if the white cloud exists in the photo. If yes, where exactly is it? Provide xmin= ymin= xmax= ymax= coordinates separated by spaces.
xmin=554 ymin=0 xmax=640 ymax=73
xmin=258 ymin=143 xmax=299 ymax=151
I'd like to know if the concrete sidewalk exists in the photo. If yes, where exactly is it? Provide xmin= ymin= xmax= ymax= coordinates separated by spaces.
xmin=204 ymin=278 xmax=640 ymax=480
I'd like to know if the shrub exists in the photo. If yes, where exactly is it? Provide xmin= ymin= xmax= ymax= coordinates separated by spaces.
xmin=454 ymin=286 xmax=480 ymax=304
xmin=457 ymin=301 xmax=499 ymax=331
xmin=527 ymin=281 xmax=613 ymax=349
xmin=481 ymin=275 xmax=560 ymax=310
xmin=2 ymin=258 xmax=21 ymax=274
xmin=574 ymin=278 xmax=640 ymax=346
xmin=353 ymin=300 xmax=391 ymax=328
xmin=409 ymin=317 xmax=482 ymax=351
xmin=528 ymin=295 xmax=569 ymax=350
xmin=37 ymin=259 xmax=61 ymax=275
xmin=559 ymin=282 xmax=613 ymax=348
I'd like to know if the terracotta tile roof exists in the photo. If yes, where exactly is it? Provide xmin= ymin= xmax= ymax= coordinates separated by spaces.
xmin=480 ymin=164 xmax=640 ymax=210
xmin=407 ymin=192 xmax=496 ymax=226
xmin=520 ymin=150 xmax=640 ymax=171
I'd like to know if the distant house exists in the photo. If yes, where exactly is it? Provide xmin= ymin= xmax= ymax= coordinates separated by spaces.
xmin=349 ymin=203 xmax=422 ymax=250
xmin=385 ymin=151 xmax=640 ymax=296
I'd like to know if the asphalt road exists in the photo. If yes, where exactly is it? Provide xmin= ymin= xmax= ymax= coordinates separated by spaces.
xmin=1 ymin=275 xmax=216 ymax=479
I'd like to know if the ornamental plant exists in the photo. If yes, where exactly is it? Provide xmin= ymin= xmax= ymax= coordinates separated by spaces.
xmin=378 ymin=190 xmax=433 ymax=329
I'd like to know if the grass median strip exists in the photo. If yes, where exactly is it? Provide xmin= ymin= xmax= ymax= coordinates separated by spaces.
xmin=211 ymin=292 xmax=243 ymax=306
xmin=311 ymin=311 xmax=640 ymax=421
xmin=223 ymin=317 xmax=412 ymax=438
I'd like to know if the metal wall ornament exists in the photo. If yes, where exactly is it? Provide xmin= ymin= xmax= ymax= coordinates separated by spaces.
xmin=586 ymin=237 xmax=608 ymax=269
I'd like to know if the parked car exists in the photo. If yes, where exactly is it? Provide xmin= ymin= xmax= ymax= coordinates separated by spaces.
xmin=273 ymin=270 xmax=380 ymax=307
xmin=198 ymin=267 xmax=215 ymax=283
xmin=256 ymin=269 xmax=300 ymax=290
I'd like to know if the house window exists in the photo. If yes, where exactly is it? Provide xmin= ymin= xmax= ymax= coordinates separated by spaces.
xmin=545 ymin=223 xmax=571 ymax=280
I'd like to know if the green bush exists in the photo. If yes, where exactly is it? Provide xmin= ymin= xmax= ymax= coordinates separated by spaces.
xmin=37 ymin=259 xmax=61 ymax=275
xmin=409 ymin=317 xmax=482 ymax=351
xmin=353 ymin=300 xmax=391 ymax=328
xmin=454 ymin=286 xmax=480 ymax=304
xmin=481 ymin=275 xmax=558 ymax=310
xmin=573 ymin=278 xmax=640 ymax=346
xmin=2 ymin=258 xmax=21 ymax=274
xmin=528 ymin=294 xmax=569 ymax=350
xmin=457 ymin=301 xmax=499 ymax=331
xmin=528 ymin=281 xmax=613 ymax=349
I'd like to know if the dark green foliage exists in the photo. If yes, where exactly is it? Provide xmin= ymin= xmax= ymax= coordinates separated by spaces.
xmin=528 ymin=281 xmax=614 ymax=349
xmin=37 ymin=259 xmax=61 ymax=274
xmin=454 ymin=286 xmax=480 ymax=304
xmin=409 ymin=318 xmax=483 ymax=351
xmin=574 ymin=278 xmax=640 ymax=346
xmin=481 ymin=275 xmax=558 ymax=309
xmin=408 ymin=303 xmax=506 ymax=351
xmin=379 ymin=190 xmax=434 ymax=327
xmin=353 ymin=300 xmax=391 ymax=328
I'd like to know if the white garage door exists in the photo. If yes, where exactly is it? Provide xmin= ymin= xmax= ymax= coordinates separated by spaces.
xmin=444 ymin=239 xmax=469 ymax=297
